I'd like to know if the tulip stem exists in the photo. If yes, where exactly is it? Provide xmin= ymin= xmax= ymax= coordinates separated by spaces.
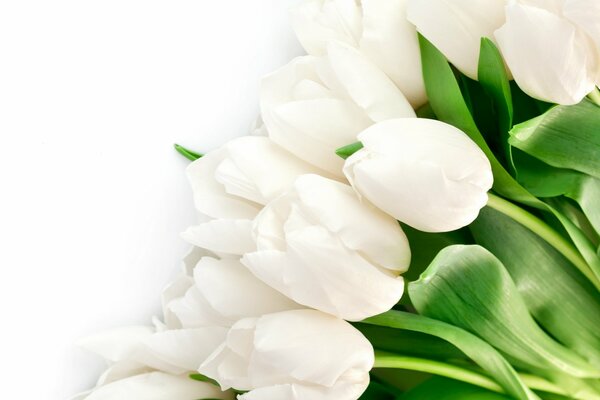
xmin=374 ymin=352 xmax=574 ymax=397
xmin=486 ymin=193 xmax=599 ymax=288
xmin=589 ymin=87 xmax=600 ymax=107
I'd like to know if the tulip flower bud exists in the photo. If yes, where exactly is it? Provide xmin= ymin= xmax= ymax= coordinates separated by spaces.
xmin=198 ymin=309 xmax=374 ymax=400
xmin=343 ymin=119 xmax=493 ymax=233
xmin=291 ymin=0 xmax=426 ymax=107
xmin=187 ymin=136 xmax=327 ymax=220
xmin=260 ymin=41 xmax=414 ymax=177
xmin=242 ymin=174 xmax=410 ymax=321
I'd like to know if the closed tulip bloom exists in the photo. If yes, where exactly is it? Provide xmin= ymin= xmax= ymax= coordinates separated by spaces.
xmin=199 ymin=309 xmax=374 ymax=400
xmin=292 ymin=0 xmax=426 ymax=107
xmin=187 ymin=136 xmax=327 ymax=220
xmin=242 ymin=174 xmax=410 ymax=321
xmin=495 ymin=1 xmax=599 ymax=104
xmin=260 ymin=41 xmax=415 ymax=177
xmin=407 ymin=0 xmax=507 ymax=80
xmin=343 ymin=119 xmax=493 ymax=233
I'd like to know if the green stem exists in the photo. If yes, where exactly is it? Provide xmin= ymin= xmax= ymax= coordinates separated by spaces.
xmin=374 ymin=352 xmax=580 ymax=398
xmin=374 ymin=352 xmax=503 ymax=393
xmin=588 ymin=87 xmax=600 ymax=107
xmin=487 ymin=193 xmax=599 ymax=288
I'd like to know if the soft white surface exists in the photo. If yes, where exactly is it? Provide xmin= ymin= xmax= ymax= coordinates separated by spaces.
xmin=0 ymin=1 xmax=303 ymax=398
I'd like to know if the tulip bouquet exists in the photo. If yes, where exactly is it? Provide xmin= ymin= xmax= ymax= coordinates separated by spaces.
xmin=73 ymin=1 xmax=600 ymax=399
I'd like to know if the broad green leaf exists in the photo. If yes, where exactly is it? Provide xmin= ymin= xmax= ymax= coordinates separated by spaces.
xmin=174 ymin=143 xmax=203 ymax=161
xmin=409 ymin=245 xmax=600 ymax=379
xmin=401 ymin=377 xmax=511 ymax=400
xmin=509 ymin=99 xmax=600 ymax=180
xmin=478 ymin=38 xmax=514 ymax=173
xmin=470 ymin=207 xmax=600 ymax=367
xmin=418 ymin=34 xmax=540 ymax=208
xmin=363 ymin=311 xmax=539 ymax=400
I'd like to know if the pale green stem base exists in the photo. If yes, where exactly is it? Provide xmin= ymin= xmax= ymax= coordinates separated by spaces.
xmin=589 ymin=87 xmax=600 ymax=107
xmin=487 ymin=193 xmax=600 ymax=288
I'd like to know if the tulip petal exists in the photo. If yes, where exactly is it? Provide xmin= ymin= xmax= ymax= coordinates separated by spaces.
xmin=223 ymin=136 xmax=332 ymax=202
xmin=139 ymin=328 xmax=228 ymax=373
xmin=168 ymin=285 xmax=232 ymax=328
xmin=187 ymin=150 xmax=261 ymax=219
xmin=495 ymin=3 xmax=597 ymax=104
xmin=291 ymin=0 xmax=362 ymax=55
xmin=194 ymin=257 xmax=301 ymax=320
xmin=293 ymin=174 xmax=410 ymax=272
xmin=406 ymin=0 xmax=506 ymax=79
xmin=360 ymin=0 xmax=427 ymax=107
xmin=83 ymin=372 xmax=232 ymax=400
xmin=78 ymin=326 xmax=154 ymax=362
xmin=326 ymin=41 xmax=415 ymax=121
xmin=181 ymin=219 xmax=255 ymax=255
xmin=564 ymin=0 xmax=600 ymax=82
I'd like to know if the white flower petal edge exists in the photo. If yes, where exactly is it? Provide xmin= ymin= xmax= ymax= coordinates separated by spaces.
xmin=199 ymin=309 xmax=373 ymax=400
xmin=260 ymin=43 xmax=414 ymax=176
xmin=82 ymin=372 xmax=233 ymax=400
xmin=344 ymin=118 xmax=493 ymax=233
xmin=242 ymin=174 xmax=409 ymax=321
xmin=406 ymin=0 xmax=507 ymax=80
xmin=167 ymin=257 xmax=302 ymax=329
xmin=181 ymin=219 xmax=255 ymax=256
xmin=495 ymin=2 xmax=598 ymax=105
xmin=187 ymin=136 xmax=325 ymax=220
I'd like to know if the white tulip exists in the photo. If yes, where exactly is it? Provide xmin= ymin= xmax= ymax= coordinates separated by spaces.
xmin=80 ymin=372 xmax=233 ymax=400
xmin=166 ymin=257 xmax=302 ymax=329
xmin=343 ymin=119 xmax=493 ymax=233
xmin=260 ymin=41 xmax=415 ymax=177
xmin=406 ymin=0 xmax=507 ymax=80
xmin=241 ymin=174 xmax=409 ymax=321
xmin=76 ymin=324 xmax=233 ymax=400
xmin=495 ymin=2 xmax=599 ymax=104
xmin=292 ymin=0 xmax=426 ymax=107
xmin=199 ymin=309 xmax=374 ymax=400
xmin=187 ymin=136 xmax=326 ymax=220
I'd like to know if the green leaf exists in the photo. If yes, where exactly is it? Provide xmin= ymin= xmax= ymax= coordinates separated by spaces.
xmin=470 ymin=207 xmax=600 ymax=368
xmin=408 ymin=245 xmax=600 ymax=379
xmin=335 ymin=141 xmax=363 ymax=159
xmin=174 ymin=143 xmax=203 ymax=161
xmin=509 ymin=99 xmax=600 ymax=180
xmin=478 ymin=38 xmax=514 ymax=173
xmin=401 ymin=377 xmax=511 ymax=400
xmin=418 ymin=34 xmax=541 ymax=208
xmin=360 ymin=379 xmax=401 ymax=400
xmin=363 ymin=311 xmax=539 ymax=400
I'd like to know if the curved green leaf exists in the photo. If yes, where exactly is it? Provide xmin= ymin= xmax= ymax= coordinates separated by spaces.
xmin=401 ymin=377 xmax=511 ymax=400
xmin=470 ymin=207 xmax=600 ymax=367
xmin=509 ymin=99 xmax=600 ymax=179
xmin=363 ymin=311 xmax=539 ymax=400
xmin=409 ymin=245 xmax=600 ymax=379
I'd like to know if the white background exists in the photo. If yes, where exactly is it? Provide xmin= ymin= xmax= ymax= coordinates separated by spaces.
xmin=0 ymin=1 xmax=303 ymax=398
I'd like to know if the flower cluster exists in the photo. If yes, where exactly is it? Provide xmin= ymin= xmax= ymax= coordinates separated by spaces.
xmin=75 ymin=0 xmax=600 ymax=399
